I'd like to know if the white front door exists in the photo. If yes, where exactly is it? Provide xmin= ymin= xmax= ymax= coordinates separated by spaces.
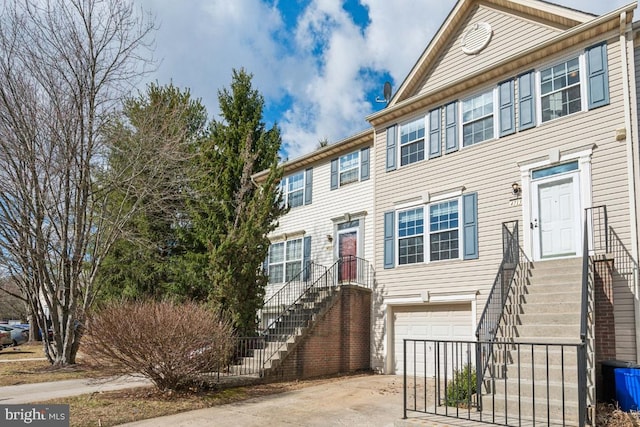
xmin=532 ymin=176 xmax=581 ymax=259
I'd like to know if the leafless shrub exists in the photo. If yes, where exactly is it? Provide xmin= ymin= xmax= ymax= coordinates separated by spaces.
xmin=596 ymin=402 xmax=640 ymax=426
xmin=82 ymin=300 xmax=236 ymax=392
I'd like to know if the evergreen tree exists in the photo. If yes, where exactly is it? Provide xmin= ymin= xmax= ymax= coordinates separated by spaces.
xmin=97 ymin=83 xmax=208 ymax=301
xmin=187 ymin=68 xmax=285 ymax=335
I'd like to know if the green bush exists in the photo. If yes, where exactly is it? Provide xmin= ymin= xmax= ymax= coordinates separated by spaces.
xmin=446 ymin=364 xmax=477 ymax=407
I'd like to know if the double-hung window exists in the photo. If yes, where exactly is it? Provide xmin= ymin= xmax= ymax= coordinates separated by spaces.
xmin=399 ymin=117 xmax=425 ymax=166
xmin=429 ymin=200 xmax=459 ymax=261
xmin=386 ymin=194 xmax=476 ymax=268
xmin=281 ymin=172 xmax=304 ymax=208
xmin=268 ymin=239 xmax=303 ymax=284
xmin=540 ymin=57 xmax=581 ymax=122
xmin=398 ymin=208 xmax=424 ymax=265
xmin=396 ymin=199 xmax=461 ymax=265
xmin=339 ymin=151 xmax=359 ymax=186
xmin=462 ymin=90 xmax=494 ymax=147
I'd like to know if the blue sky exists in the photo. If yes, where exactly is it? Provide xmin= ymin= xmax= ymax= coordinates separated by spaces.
xmin=136 ymin=0 xmax=634 ymax=160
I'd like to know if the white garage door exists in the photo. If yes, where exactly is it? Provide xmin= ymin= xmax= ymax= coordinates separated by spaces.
xmin=393 ymin=304 xmax=473 ymax=376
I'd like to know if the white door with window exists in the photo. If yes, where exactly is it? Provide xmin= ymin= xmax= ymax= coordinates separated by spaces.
xmin=531 ymin=174 xmax=581 ymax=259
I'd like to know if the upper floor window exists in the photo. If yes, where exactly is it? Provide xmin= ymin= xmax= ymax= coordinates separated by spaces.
xmin=283 ymin=172 xmax=304 ymax=207
xmin=339 ymin=151 xmax=359 ymax=186
xmin=268 ymin=239 xmax=302 ymax=284
xmin=280 ymin=169 xmax=313 ymax=208
xmin=400 ymin=117 xmax=425 ymax=166
xmin=398 ymin=207 xmax=424 ymax=265
xmin=384 ymin=43 xmax=608 ymax=173
xmin=462 ymin=90 xmax=494 ymax=147
xmin=330 ymin=147 xmax=370 ymax=190
xmin=540 ymin=57 xmax=581 ymax=122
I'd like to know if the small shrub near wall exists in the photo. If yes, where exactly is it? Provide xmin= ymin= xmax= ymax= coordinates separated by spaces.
xmin=83 ymin=300 xmax=235 ymax=392
xmin=446 ymin=364 xmax=477 ymax=407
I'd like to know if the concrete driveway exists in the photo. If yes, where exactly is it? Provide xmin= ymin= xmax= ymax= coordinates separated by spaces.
xmin=118 ymin=374 xmax=405 ymax=427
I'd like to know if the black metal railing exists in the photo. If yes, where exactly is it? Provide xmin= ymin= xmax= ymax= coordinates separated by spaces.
xmin=474 ymin=221 xmax=521 ymax=396
xmin=403 ymin=339 xmax=582 ymax=426
xmin=259 ymin=256 xmax=373 ymax=370
xmin=579 ymin=206 xmax=609 ymax=425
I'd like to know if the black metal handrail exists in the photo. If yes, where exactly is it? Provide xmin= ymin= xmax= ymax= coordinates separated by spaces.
xmin=474 ymin=221 xmax=520 ymax=396
xmin=259 ymin=255 xmax=373 ymax=369
xmin=578 ymin=205 xmax=608 ymax=426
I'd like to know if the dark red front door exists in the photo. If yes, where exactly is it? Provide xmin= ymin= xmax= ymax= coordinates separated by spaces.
xmin=338 ymin=231 xmax=357 ymax=282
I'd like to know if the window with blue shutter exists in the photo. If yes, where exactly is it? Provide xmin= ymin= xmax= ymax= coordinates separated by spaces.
xmin=428 ymin=108 xmax=441 ymax=159
xmin=304 ymin=168 xmax=313 ymax=205
xmin=445 ymin=101 xmax=458 ymax=153
xmin=499 ymin=79 xmax=515 ymax=136
xmin=518 ymin=71 xmax=536 ymax=130
xmin=384 ymin=211 xmax=395 ymax=269
xmin=586 ymin=42 xmax=609 ymax=109
xmin=303 ymin=236 xmax=311 ymax=280
xmin=386 ymin=125 xmax=397 ymax=172
xmin=330 ymin=159 xmax=338 ymax=190
xmin=462 ymin=192 xmax=478 ymax=260
xmin=360 ymin=147 xmax=370 ymax=181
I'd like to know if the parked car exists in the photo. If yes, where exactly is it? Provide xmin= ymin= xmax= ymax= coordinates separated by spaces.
xmin=0 ymin=329 xmax=11 ymax=348
xmin=0 ymin=325 xmax=28 ymax=346
xmin=9 ymin=323 xmax=52 ymax=341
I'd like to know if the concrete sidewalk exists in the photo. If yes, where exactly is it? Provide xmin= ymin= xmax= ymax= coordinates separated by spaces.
xmin=0 ymin=375 xmax=151 ymax=404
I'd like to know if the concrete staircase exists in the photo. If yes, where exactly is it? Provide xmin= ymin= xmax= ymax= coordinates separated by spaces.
xmin=481 ymin=257 xmax=583 ymax=425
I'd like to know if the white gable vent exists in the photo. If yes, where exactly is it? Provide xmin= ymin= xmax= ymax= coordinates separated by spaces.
xmin=461 ymin=22 xmax=492 ymax=55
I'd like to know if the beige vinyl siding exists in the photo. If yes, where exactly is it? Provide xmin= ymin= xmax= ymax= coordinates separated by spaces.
xmin=418 ymin=4 xmax=562 ymax=97
xmin=373 ymin=34 xmax=637 ymax=368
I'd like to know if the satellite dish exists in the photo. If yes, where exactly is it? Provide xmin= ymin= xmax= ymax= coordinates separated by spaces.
xmin=383 ymin=81 xmax=392 ymax=102
xmin=376 ymin=81 xmax=392 ymax=104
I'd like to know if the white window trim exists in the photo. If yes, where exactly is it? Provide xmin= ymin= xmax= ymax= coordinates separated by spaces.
xmin=268 ymin=238 xmax=304 ymax=285
xmin=535 ymin=52 xmax=588 ymax=125
xmin=338 ymin=150 xmax=361 ymax=187
xmin=398 ymin=114 xmax=428 ymax=167
xmin=395 ymin=196 xmax=463 ymax=266
xmin=459 ymin=87 xmax=498 ymax=149
xmin=281 ymin=171 xmax=306 ymax=208
xmin=396 ymin=205 xmax=426 ymax=266
xmin=518 ymin=145 xmax=594 ymax=261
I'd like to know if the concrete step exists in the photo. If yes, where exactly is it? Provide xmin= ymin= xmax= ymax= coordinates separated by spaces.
xmin=507 ymin=313 xmax=580 ymax=327
xmin=486 ymin=380 xmax=578 ymax=403
xmin=504 ymin=300 xmax=581 ymax=315
xmin=483 ymin=392 xmax=580 ymax=425
xmin=500 ymin=323 xmax=580 ymax=341
xmin=487 ymin=343 xmax=581 ymax=365
xmin=512 ymin=291 xmax=581 ymax=305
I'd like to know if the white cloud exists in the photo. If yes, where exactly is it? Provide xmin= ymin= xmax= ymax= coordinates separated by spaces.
xmin=137 ymin=0 xmax=635 ymax=160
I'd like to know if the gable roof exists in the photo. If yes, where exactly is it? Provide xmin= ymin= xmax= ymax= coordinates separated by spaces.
xmin=252 ymin=128 xmax=373 ymax=182
xmin=367 ymin=0 xmax=636 ymax=127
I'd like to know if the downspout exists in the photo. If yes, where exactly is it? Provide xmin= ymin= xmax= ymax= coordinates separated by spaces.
xmin=619 ymin=11 xmax=640 ymax=363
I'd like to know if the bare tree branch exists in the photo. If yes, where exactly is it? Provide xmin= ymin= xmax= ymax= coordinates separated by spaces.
xmin=0 ymin=0 xmax=157 ymax=366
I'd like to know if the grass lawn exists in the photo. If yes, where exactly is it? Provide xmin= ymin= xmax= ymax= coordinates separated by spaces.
xmin=0 ymin=345 xmax=349 ymax=427
xmin=0 ymin=343 xmax=94 ymax=386
xmin=0 ymin=342 xmax=46 ymax=360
